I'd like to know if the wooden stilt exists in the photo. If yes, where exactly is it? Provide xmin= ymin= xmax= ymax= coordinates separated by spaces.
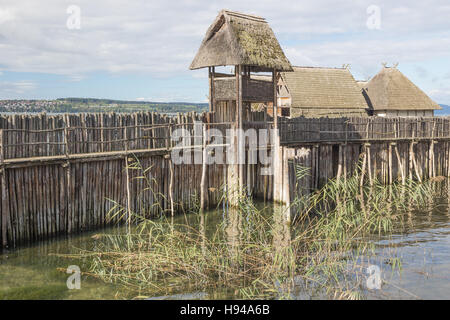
xmin=409 ymin=141 xmax=414 ymax=181
xmin=360 ymin=148 xmax=367 ymax=187
xmin=336 ymin=144 xmax=343 ymax=180
xmin=366 ymin=144 xmax=373 ymax=186
xmin=411 ymin=142 xmax=422 ymax=182
xmin=394 ymin=144 xmax=405 ymax=185
xmin=388 ymin=143 xmax=393 ymax=184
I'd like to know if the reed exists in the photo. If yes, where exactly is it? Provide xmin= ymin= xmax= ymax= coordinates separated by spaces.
xmin=63 ymin=162 xmax=439 ymax=299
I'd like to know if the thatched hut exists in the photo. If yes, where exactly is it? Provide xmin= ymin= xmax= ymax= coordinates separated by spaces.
xmin=363 ymin=66 xmax=441 ymax=117
xmin=278 ymin=66 xmax=369 ymax=118
xmin=190 ymin=9 xmax=292 ymax=124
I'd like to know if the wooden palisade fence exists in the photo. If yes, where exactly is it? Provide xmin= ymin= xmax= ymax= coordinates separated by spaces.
xmin=2 ymin=113 xmax=450 ymax=248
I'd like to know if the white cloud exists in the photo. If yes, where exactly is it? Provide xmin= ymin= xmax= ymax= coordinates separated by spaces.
xmin=0 ymin=0 xmax=448 ymax=86
xmin=0 ymin=7 xmax=15 ymax=24
xmin=0 ymin=81 xmax=37 ymax=96
xmin=429 ymin=87 xmax=450 ymax=105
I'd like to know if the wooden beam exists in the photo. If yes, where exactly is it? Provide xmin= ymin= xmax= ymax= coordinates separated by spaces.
xmin=236 ymin=65 xmax=244 ymax=189
xmin=272 ymin=69 xmax=278 ymax=130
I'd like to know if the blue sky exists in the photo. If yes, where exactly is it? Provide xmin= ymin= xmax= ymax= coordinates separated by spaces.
xmin=0 ymin=0 xmax=450 ymax=104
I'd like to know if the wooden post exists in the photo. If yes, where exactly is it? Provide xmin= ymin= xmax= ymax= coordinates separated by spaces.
xmin=314 ymin=144 xmax=319 ymax=189
xmin=428 ymin=140 xmax=435 ymax=179
xmin=366 ymin=143 xmax=373 ymax=186
xmin=169 ymin=157 xmax=174 ymax=216
xmin=200 ymin=124 xmax=208 ymax=211
xmin=410 ymin=141 xmax=422 ymax=182
xmin=360 ymin=147 xmax=367 ymax=187
xmin=0 ymin=129 xmax=9 ymax=248
xmin=124 ymin=126 xmax=131 ymax=232
xmin=388 ymin=143 xmax=393 ymax=184
xmin=273 ymin=68 xmax=278 ymax=130
xmin=100 ymin=115 xmax=104 ymax=152
xmin=409 ymin=141 xmax=414 ymax=181
xmin=63 ymin=122 xmax=72 ymax=234
xmin=447 ymin=141 xmax=450 ymax=178
xmin=336 ymin=144 xmax=343 ymax=180
xmin=237 ymin=65 xmax=244 ymax=190
xmin=394 ymin=143 xmax=405 ymax=185
xmin=209 ymin=67 xmax=215 ymax=113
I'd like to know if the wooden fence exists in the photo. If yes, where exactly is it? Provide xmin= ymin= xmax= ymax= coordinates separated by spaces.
xmin=3 ymin=113 xmax=450 ymax=248
xmin=280 ymin=116 xmax=450 ymax=144
xmin=0 ymin=112 xmax=273 ymax=248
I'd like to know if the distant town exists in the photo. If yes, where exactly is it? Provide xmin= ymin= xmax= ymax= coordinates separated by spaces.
xmin=0 ymin=98 xmax=208 ymax=114
xmin=0 ymin=98 xmax=447 ymax=115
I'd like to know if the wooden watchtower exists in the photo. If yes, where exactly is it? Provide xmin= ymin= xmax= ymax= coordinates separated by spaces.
xmin=190 ymin=9 xmax=293 ymax=129
xmin=190 ymin=10 xmax=292 ymax=197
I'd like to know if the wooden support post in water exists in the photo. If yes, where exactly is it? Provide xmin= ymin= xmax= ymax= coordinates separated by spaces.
xmin=360 ymin=145 xmax=367 ymax=187
xmin=428 ymin=140 xmax=436 ymax=179
xmin=393 ymin=143 xmax=405 ymax=185
xmin=409 ymin=141 xmax=414 ymax=181
xmin=388 ymin=143 xmax=393 ymax=184
xmin=410 ymin=141 xmax=422 ymax=182
xmin=366 ymin=143 xmax=373 ymax=186
xmin=336 ymin=144 xmax=343 ymax=180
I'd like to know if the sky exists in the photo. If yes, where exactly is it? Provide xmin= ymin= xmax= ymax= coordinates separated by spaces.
xmin=0 ymin=0 xmax=450 ymax=104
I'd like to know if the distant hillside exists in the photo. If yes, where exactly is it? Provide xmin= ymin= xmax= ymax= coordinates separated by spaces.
xmin=0 ymin=98 xmax=208 ymax=114
xmin=436 ymin=104 xmax=450 ymax=115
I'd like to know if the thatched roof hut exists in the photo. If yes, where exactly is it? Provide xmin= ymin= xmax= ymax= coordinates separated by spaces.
xmin=364 ymin=67 xmax=441 ymax=115
xmin=279 ymin=66 xmax=369 ymax=117
xmin=190 ymin=10 xmax=292 ymax=72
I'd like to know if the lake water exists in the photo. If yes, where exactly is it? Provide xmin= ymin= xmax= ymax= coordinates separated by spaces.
xmin=1 ymin=184 xmax=450 ymax=300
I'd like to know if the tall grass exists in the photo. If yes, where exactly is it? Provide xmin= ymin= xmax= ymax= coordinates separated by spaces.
xmin=65 ymin=160 xmax=438 ymax=299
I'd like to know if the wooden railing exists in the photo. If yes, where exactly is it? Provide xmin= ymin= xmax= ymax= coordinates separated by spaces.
xmin=0 ymin=113 xmax=238 ymax=162
xmin=279 ymin=116 xmax=450 ymax=144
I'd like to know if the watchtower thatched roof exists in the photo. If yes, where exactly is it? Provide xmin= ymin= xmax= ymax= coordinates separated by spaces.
xmin=280 ymin=66 xmax=369 ymax=110
xmin=190 ymin=10 xmax=293 ymax=71
xmin=365 ymin=67 xmax=441 ymax=111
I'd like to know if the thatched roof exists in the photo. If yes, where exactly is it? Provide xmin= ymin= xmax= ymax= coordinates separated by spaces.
xmin=356 ymin=80 xmax=368 ymax=90
xmin=365 ymin=67 xmax=441 ymax=110
xmin=280 ymin=66 xmax=369 ymax=110
xmin=190 ymin=10 xmax=292 ymax=71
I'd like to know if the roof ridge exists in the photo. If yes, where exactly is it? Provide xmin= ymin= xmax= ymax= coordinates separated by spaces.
xmin=221 ymin=9 xmax=266 ymax=22
xmin=291 ymin=65 xmax=347 ymax=70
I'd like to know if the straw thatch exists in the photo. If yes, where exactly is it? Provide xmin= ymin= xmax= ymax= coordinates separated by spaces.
xmin=356 ymin=80 xmax=368 ymax=90
xmin=280 ymin=66 xmax=369 ymax=117
xmin=190 ymin=10 xmax=292 ymax=71
xmin=365 ymin=67 xmax=441 ymax=111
